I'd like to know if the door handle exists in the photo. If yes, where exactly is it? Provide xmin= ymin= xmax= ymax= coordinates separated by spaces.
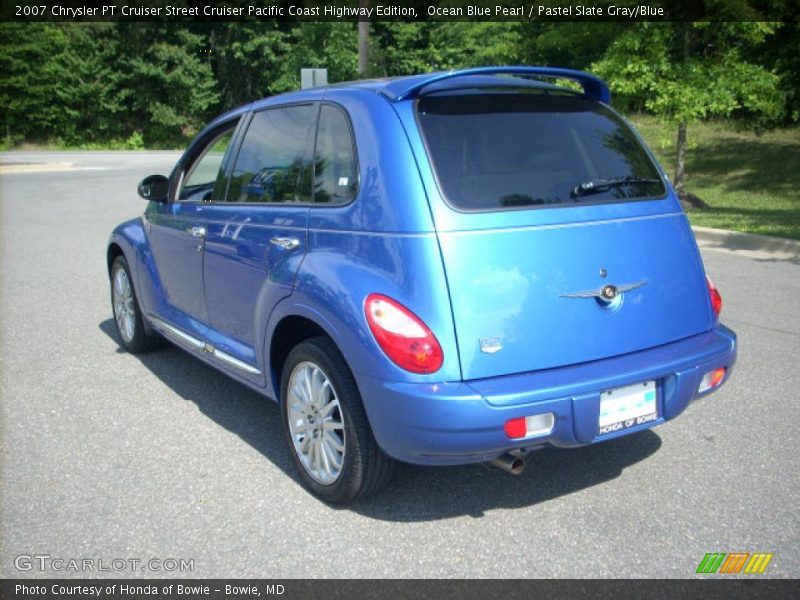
xmin=270 ymin=237 xmax=300 ymax=250
xmin=188 ymin=226 xmax=206 ymax=238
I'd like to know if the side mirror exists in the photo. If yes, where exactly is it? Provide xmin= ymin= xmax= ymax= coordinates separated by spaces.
xmin=137 ymin=174 xmax=169 ymax=203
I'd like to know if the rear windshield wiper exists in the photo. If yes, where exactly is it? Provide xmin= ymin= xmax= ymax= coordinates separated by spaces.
xmin=570 ymin=176 xmax=662 ymax=199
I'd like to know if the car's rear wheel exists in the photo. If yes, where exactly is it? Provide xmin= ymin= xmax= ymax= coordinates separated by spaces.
xmin=110 ymin=255 xmax=163 ymax=353
xmin=280 ymin=337 xmax=393 ymax=503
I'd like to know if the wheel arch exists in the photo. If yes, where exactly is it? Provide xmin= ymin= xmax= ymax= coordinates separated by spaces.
xmin=269 ymin=315 xmax=330 ymax=401
xmin=107 ymin=242 xmax=125 ymax=274
xmin=267 ymin=311 xmax=342 ymax=402
xmin=106 ymin=217 xmax=163 ymax=327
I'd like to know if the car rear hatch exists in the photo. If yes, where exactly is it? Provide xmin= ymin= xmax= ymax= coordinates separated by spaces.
xmin=406 ymin=89 xmax=714 ymax=381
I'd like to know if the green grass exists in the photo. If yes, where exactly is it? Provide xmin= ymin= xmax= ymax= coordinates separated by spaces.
xmin=0 ymin=133 xmax=185 ymax=152
xmin=630 ymin=115 xmax=800 ymax=240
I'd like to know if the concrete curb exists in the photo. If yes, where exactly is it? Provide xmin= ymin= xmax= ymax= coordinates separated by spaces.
xmin=692 ymin=226 xmax=800 ymax=260
xmin=0 ymin=162 xmax=75 ymax=174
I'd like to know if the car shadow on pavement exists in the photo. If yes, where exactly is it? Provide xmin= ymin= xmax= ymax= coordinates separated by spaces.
xmin=356 ymin=431 xmax=661 ymax=521
xmin=100 ymin=319 xmax=662 ymax=522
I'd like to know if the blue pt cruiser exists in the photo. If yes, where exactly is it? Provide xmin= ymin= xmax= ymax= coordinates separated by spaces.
xmin=108 ymin=67 xmax=737 ymax=502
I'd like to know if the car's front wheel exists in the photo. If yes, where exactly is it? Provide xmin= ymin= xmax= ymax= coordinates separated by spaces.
xmin=280 ymin=337 xmax=393 ymax=503
xmin=110 ymin=255 xmax=163 ymax=353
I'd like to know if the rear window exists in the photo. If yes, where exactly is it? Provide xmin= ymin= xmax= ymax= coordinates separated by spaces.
xmin=417 ymin=93 xmax=666 ymax=211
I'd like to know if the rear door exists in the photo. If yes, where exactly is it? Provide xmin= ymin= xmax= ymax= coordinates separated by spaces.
xmin=407 ymin=92 xmax=713 ymax=380
xmin=200 ymin=104 xmax=317 ymax=375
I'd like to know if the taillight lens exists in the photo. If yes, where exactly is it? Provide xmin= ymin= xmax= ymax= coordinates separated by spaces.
xmin=504 ymin=417 xmax=527 ymax=439
xmin=365 ymin=294 xmax=443 ymax=374
xmin=504 ymin=414 xmax=555 ymax=439
xmin=698 ymin=367 xmax=726 ymax=393
xmin=707 ymin=276 xmax=722 ymax=318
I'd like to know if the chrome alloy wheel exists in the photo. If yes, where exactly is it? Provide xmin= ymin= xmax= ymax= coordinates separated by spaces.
xmin=287 ymin=361 xmax=346 ymax=485
xmin=112 ymin=267 xmax=136 ymax=343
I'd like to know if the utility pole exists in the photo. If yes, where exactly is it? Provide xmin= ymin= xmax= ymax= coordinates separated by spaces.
xmin=358 ymin=0 xmax=369 ymax=77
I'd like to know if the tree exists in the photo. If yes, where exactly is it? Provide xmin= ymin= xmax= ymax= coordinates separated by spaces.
xmin=0 ymin=23 xmax=125 ymax=145
xmin=515 ymin=22 xmax=625 ymax=71
xmin=54 ymin=24 xmax=126 ymax=144
xmin=592 ymin=22 xmax=785 ymax=207
xmin=113 ymin=24 xmax=219 ymax=146
xmin=431 ymin=22 xmax=520 ymax=68
xmin=754 ymin=21 xmax=800 ymax=123
xmin=369 ymin=22 xmax=431 ymax=75
xmin=371 ymin=22 xmax=519 ymax=76
xmin=0 ymin=23 xmax=72 ymax=143
xmin=276 ymin=23 xmax=358 ymax=91
xmin=201 ymin=22 xmax=290 ymax=107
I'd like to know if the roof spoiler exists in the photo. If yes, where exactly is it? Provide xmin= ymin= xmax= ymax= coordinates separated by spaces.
xmin=382 ymin=66 xmax=611 ymax=104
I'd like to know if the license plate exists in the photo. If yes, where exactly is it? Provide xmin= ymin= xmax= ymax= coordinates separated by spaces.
xmin=598 ymin=381 xmax=658 ymax=435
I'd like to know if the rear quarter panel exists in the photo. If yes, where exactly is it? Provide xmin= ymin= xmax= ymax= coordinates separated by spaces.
xmin=288 ymin=232 xmax=460 ymax=382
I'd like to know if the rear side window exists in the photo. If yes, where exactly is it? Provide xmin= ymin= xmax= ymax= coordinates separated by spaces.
xmin=314 ymin=105 xmax=358 ymax=204
xmin=417 ymin=93 xmax=666 ymax=211
xmin=227 ymin=105 xmax=316 ymax=204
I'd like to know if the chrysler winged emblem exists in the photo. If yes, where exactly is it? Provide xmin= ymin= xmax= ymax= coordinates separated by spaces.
xmin=560 ymin=280 xmax=647 ymax=300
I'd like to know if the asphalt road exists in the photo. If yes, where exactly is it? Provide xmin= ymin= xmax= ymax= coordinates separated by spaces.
xmin=1 ymin=152 xmax=798 ymax=579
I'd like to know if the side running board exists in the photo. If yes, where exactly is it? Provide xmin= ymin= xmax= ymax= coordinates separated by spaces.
xmin=147 ymin=315 xmax=262 ymax=376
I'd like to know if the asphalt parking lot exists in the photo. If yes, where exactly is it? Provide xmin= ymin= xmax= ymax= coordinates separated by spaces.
xmin=1 ymin=152 xmax=798 ymax=578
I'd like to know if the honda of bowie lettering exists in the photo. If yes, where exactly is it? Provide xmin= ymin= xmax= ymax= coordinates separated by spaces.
xmin=107 ymin=67 xmax=737 ymax=502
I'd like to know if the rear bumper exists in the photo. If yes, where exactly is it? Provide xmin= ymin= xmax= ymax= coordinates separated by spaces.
xmin=358 ymin=325 xmax=737 ymax=465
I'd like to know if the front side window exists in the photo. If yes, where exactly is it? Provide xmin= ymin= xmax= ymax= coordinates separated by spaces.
xmin=179 ymin=126 xmax=237 ymax=202
xmin=418 ymin=92 xmax=666 ymax=211
xmin=313 ymin=105 xmax=358 ymax=204
xmin=227 ymin=105 xmax=316 ymax=204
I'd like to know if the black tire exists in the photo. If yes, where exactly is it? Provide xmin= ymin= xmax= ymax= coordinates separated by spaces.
xmin=109 ymin=255 xmax=164 ymax=354
xmin=280 ymin=337 xmax=394 ymax=503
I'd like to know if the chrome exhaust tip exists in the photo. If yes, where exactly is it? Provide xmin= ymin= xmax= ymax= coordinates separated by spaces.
xmin=487 ymin=453 xmax=526 ymax=475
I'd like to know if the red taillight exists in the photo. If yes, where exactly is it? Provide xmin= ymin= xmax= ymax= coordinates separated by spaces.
xmin=698 ymin=367 xmax=727 ymax=393
xmin=504 ymin=414 xmax=556 ymax=439
xmin=364 ymin=294 xmax=443 ymax=374
xmin=709 ymin=367 xmax=726 ymax=388
xmin=504 ymin=417 xmax=527 ymax=439
xmin=707 ymin=276 xmax=722 ymax=318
